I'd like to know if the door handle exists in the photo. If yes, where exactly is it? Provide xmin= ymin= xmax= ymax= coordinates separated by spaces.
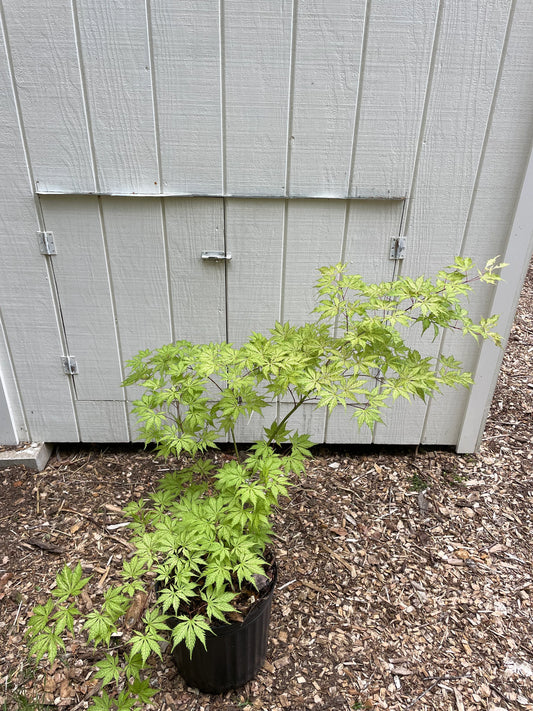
xmin=201 ymin=251 xmax=232 ymax=261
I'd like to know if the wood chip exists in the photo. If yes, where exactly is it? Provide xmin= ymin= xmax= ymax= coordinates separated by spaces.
xmin=124 ymin=591 xmax=148 ymax=628
xmin=26 ymin=538 xmax=63 ymax=554
xmin=1 ymin=260 xmax=533 ymax=711
xmin=454 ymin=687 xmax=465 ymax=711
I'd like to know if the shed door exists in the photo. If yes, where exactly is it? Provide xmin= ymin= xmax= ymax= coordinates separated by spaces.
xmin=39 ymin=196 xmax=404 ymax=443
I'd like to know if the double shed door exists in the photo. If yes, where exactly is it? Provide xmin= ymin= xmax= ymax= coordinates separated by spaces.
xmin=40 ymin=196 xmax=404 ymax=443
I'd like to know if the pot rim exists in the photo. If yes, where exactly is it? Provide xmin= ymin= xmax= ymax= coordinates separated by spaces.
xmin=159 ymin=559 xmax=278 ymax=635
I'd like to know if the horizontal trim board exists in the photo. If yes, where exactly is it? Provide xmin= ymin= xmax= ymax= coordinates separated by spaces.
xmin=36 ymin=191 xmax=406 ymax=201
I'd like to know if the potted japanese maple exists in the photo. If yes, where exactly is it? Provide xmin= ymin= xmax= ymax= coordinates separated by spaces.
xmin=26 ymin=258 xmax=503 ymax=708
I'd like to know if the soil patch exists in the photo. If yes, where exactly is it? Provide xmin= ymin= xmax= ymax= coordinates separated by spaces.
xmin=1 ymin=264 xmax=532 ymax=710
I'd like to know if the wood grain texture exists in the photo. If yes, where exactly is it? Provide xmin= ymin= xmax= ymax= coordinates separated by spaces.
xmin=75 ymin=0 xmax=159 ymax=193
xmin=225 ymin=198 xmax=285 ymax=440
xmin=282 ymin=199 xmax=347 ymax=322
xmin=100 ymin=197 xmax=172 ymax=402
xmin=0 ymin=317 xmax=18 ymax=443
xmin=349 ymin=0 xmax=439 ymax=197
xmin=326 ymin=200 xmax=403 ymax=443
xmin=39 ymin=197 xmax=124 ymax=405
xmin=453 ymin=0 xmax=533 ymax=450
xmin=223 ymin=0 xmax=292 ymax=195
xmin=0 ymin=16 xmax=78 ymax=443
xmin=1 ymin=0 xmax=95 ymax=192
xmin=126 ymin=401 xmax=144 ymax=443
xmin=342 ymin=200 xmax=403 ymax=283
xmin=421 ymin=0 xmax=517 ymax=446
xmin=151 ymin=0 xmax=222 ymax=194
xmin=232 ymin=404 xmax=278 ymax=443
xmin=288 ymin=0 xmax=365 ymax=196
xmin=225 ymin=199 xmax=285 ymax=345
xmin=0 ymin=312 xmax=27 ymax=444
xmin=1 ymin=1 xmax=532 ymax=449
xmin=164 ymin=198 xmax=226 ymax=343
xmin=0 ymin=375 xmax=16 ymax=444
xmin=281 ymin=199 xmax=347 ymax=440
xmin=457 ymin=144 xmax=533 ymax=452
xmin=374 ymin=0 xmax=513 ymax=446
xmin=278 ymin=402 xmax=327 ymax=443
xmin=75 ymin=400 xmax=129 ymax=442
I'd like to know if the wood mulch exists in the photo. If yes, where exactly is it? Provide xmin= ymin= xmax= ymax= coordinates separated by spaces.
xmin=0 ymin=264 xmax=532 ymax=711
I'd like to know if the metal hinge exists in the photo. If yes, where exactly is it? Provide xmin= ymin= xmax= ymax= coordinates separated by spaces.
xmin=389 ymin=236 xmax=406 ymax=260
xmin=61 ymin=356 xmax=79 ymax=375
xmin=38 ymin=231 xmax=57 ymax=255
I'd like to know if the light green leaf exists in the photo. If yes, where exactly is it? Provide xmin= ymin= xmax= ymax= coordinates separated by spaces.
xmin=87 ymin=690 xmax=113 ymax=711
xmin=170 ymin=614 xmax=212 ymax=657
xmin=93 ymin=653 xmax=121 ymax=687
xmin=128 ymin=678 xmax=158 ymax=703
xmin=52 ymin=562 xmax=91 ymax=602
xmin=84 ymin=611 xmax=117 ymax=647
xmin=29 ymin=628 xmax=65 ymax=666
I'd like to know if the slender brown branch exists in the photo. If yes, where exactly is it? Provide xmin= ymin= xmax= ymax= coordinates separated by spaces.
xmin=266 ymin=397 xmax=307 ymax=446
xmin=230 ymin=427 xmax=240 ymax=459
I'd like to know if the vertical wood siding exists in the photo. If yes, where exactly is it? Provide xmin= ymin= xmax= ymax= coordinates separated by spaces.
xmin=151 ymin=1 xmax=222 ymax=193
xmin=39 ymin=197 xmax=125 ymax=403
xmin=75 ymin=0 xmax=159 ymax=193
xmin=2 ymin=0 xmax=96 ymax=192
xmin=424 ymin=0 xmax=533 ymax=447
xmin=225 ymin=199 xmax=286 ymax=342
xmin=347 ymin=0 xmax=440 ymax=197
xmin=0 ymin=8 xmax=79 ymax=442
xmin=164 ymin=197 xmax=226 ymax=343
xmin=374 ymin=0 xmax=515 ymax=445
xmin=223 ymin=1 xmax=293 ymax=195
xmin=0 ymin=376 xmax=17 ymax=445
xmin=0 ymin=0 xmax=532 ymax=449
xmin=288 ymin=0 xmax=365 ymax=197
xmin=0 ymin=317 xmax=22 ymax=444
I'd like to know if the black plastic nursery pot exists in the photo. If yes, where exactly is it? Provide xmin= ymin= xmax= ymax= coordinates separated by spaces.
xmin=169 ymin=562 xmax=277 ymax=694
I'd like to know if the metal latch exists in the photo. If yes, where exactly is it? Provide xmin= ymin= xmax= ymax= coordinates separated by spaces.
xmin=61 ymin=356 xmax=79 ymax=375
xmin=38 ymin=231 xmax=57 ymax=255
xmin=201 ymin=251 xmax=232 ymax=261
xmin=389 ymin=237 xmax=406 ymax=260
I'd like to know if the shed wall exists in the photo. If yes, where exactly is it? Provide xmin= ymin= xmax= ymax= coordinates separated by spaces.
xmin=1 ymin=0 xmax=533 ymax=450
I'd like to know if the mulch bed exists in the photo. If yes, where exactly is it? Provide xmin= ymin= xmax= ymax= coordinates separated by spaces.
xmin=1 ymin=264 xmax=532 ymax=711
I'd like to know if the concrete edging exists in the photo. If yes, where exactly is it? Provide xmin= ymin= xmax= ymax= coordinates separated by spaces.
xmin=0 ymin=442 xmax=53 ymax=471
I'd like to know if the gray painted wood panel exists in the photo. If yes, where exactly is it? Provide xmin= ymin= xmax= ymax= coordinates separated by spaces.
xmin=281 ymin=199 xmax=353 ymax=441
xmin=75 ymin=0 xmax=159 ymax=193
xmin=326 ymin=199 xmax=403 ymax=443
xmin=424 ymin=0 xmax=533 ymax=445
xmin=288 ymin=0 xmax=365 ymax=196
xmin=1 ymin=1 xmax=532 ymax=449
xmin=151 ymin=0 xmax=222 ymax=194
xmin=282 ymin=199 xmax=347 ymax=322
xmin=75 ymin=400 xmax=128 ymax=443
xmin=0 ymin=315 xmax=17 ymax=444
xmin=0 ymin=313 xmax=27 ymax=444
xmin=374 ymin=0 xmax=513 ymax=445
xmin=39 ymin=197 xmax=124 ymax=404
xmin=1 ymin=0 xmax=95 ymax=192
xmin=458 ymin=139 xmax=533 ymax=452
xmin=100 ymin=197 xmax=172 ymax=406
xmin=225 ymin=199 xmax=286 ymax=345
xmin=0 ymin=375 xmax=16 ymax=445
xmin=165 ymin=198 xmax=226 ymax=344
xmin=223 ymin=1 xmax=292 ymax=195
xmin=0 ymin=12 xmax=78 ymax=442
xmin=348 ymin=0 xmax=439 ymax=197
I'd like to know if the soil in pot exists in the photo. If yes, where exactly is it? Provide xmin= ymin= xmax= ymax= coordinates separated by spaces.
xmin=167 ymin=559 xmax=277 ymax=694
